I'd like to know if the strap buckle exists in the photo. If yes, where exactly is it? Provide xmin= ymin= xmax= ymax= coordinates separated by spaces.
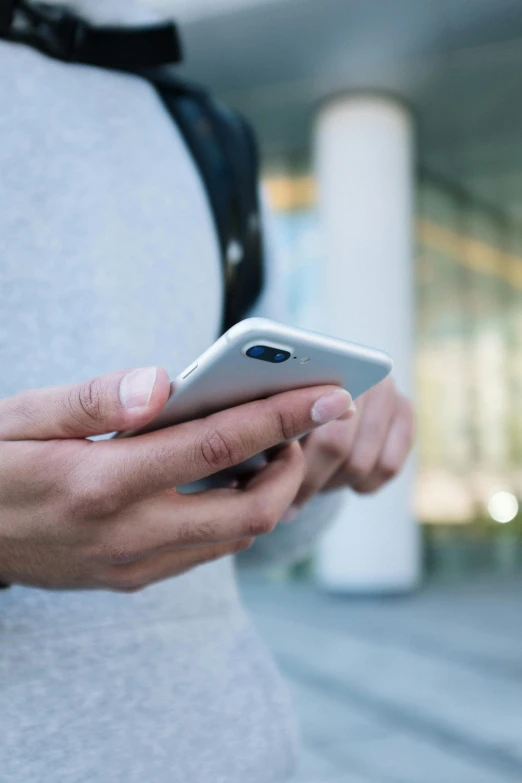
xmin=8 ymin=1 xmax=87 ymax=61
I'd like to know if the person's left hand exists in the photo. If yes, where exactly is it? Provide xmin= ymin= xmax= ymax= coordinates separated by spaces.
xmin=285 ymin=377 xmax=414 ymax=518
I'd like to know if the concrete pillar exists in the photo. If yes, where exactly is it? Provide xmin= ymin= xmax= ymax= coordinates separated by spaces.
xmin=314 ymin=94 xmax=420 ymax=592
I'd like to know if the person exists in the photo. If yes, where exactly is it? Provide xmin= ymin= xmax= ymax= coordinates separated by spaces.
xmin=0 ymin=1 xmax=414 ymax=781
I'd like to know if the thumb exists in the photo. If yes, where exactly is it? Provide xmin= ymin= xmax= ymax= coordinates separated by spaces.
xmin=0 ymin=367 xmax=171 ymax=441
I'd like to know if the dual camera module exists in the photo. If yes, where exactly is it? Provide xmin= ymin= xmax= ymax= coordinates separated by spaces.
xmin=246 ymin=345 xmax=291 ymax=364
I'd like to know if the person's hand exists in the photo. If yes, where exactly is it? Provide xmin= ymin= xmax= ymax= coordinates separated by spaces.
xmin=0 ymin=367 xmax=352 ymax=591
xmin=289 ymin=376 xmax=414 ymax=515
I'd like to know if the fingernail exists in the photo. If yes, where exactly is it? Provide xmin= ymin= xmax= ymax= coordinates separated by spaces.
xmin=120 ymin=367 xmax=157 ymax=410
xmin=281 ymin=505 xmax=300 ymax=524
xmin=311 ymin=389 xmax=352 ymax=424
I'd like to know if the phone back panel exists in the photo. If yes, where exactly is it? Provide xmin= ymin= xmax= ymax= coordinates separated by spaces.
xmin=138 ymin=318 xmax=392 ymax=435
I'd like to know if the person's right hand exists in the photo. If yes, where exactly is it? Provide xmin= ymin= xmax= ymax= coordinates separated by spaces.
xmin=0 ymin=367 xmax=352 ymax=592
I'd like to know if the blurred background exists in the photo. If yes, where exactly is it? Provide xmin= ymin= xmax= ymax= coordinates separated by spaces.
xmin=153 ymin=1 xmax=522 ymax=780
xmin=146 ymin=0 xmax=522 ymax=582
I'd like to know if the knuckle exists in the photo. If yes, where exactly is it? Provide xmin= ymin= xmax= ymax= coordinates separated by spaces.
xmin=245 ymin=498 xmax=278 ymax=537
xmin=346 ymin=455 xmax=373 ymax=484
xmin=179 ymin=518 xmax=217 ymax=546
xmin=276 ymin=408 xmax=301 ymax=441
xmin=68 ymin=477 xmax=118 ymax=519
xmin=65 ymin=380 xmax=103 ymax=431
xmin=379 ymin=458 xmax=399 ymax=482
xmin=198 ymin=427 xmax=244 ymax=471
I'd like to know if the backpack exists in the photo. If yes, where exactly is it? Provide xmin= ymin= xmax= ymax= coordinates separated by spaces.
xmin=0 ymin=0 xmax=264 ymax=333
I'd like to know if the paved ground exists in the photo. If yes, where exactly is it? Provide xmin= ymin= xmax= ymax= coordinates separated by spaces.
xmin=239 ymin=573 xmax=522 ymax=783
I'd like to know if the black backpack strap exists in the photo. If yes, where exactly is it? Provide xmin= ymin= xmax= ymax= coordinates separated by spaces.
xmin=0 ymin=1 xmax=264 ymax=332
xmin=0 ymin=0 xmax=182 ymax=67
xmin=151 ymin=74 xmax=264 ymax=332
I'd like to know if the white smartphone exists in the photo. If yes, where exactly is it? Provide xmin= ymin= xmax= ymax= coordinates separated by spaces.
xmin=124 ymin=318 xmax=392 ymax=438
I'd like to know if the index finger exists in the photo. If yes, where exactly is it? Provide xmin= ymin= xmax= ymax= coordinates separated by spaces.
xmin=84 ymin=384 xmax=352 ymax=505
xmin=99 ymin=441 xmax=307 ymax=562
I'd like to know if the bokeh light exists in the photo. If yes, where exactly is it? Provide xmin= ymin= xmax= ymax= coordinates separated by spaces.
xmin=487 ymin=491 xmax=519 ymax=524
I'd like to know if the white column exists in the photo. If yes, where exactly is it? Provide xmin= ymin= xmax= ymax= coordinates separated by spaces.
xmin=314 ymin=95 xmax=420 ymax=592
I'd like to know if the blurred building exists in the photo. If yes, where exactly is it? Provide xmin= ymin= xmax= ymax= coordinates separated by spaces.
xmin=147 ymin=0 xmax=522 ymax=584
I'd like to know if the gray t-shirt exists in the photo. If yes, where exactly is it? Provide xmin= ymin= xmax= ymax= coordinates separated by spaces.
xmin=0 ymin=4 xmax=341 ymax=780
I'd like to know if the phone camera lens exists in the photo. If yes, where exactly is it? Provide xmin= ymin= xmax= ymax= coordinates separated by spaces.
xmin=246 ymin=345 xmax=290 ymax=363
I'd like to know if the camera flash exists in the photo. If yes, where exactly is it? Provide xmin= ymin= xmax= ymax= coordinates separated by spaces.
xmin=299 ymin=357 xmax=311 ymax=364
